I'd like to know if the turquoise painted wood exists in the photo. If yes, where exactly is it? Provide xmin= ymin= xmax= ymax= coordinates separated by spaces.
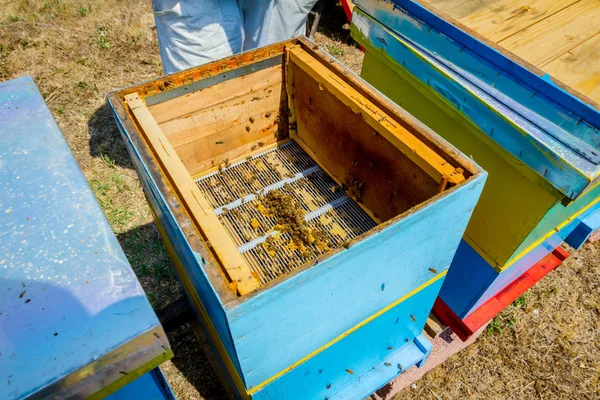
xmin=106 ymin=368 xmax=176 ymax=400
xmin=251 ymin=283 xmax=440 ymax=400
xmin=227 ymin=173 xmax=484 ymax=392
xmin=0 ymin=76 xmax=171 ymax=400
xmin=107 ymin=37 xmax=486 ymax=399
xmin=111 ymin=108 xmax=244 ymax=378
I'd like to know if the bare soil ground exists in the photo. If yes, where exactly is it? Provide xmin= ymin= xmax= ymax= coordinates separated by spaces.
xmin=1 ymin=1 xmax=598 ymax=399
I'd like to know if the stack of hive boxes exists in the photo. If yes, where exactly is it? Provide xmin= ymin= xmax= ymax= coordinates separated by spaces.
xmin=350 ymin=0 xmax=600 ymax=339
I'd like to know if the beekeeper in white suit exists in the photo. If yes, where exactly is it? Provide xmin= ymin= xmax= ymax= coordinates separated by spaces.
xmin=152 ymin=0 xmax=318 ymax=74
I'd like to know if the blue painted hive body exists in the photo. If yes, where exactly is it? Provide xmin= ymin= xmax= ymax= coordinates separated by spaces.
xmin=565 ymin=205 xmax=600 ymax=250
xmin=108 ymin=37 xmax=485 ymax=399
xmin=107 ymin=368 xmax=176 ymax=400
xmin=0 ymin=76 xmax=172 ymax=399
xmin=350 ymin=0 xmax=600 ymax=326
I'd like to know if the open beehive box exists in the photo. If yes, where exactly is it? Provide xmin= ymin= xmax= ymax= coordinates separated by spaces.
xmin=108 ymin=37 xmax=485 ymax=399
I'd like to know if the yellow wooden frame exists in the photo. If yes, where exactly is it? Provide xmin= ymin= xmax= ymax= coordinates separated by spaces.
xmin=286 ymin=45 xmax=466 ymax=186
xmin=125 ymin=92 xmax=260 ymax=296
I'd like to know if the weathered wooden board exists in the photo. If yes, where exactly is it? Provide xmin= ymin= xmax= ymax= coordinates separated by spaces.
xmin=126 ymin=92 xmax=260 ymax=295
xmin=543 ymin=33 xmax=600 ymax=102
xmin=426 ymin=0 xmax=500 ymax=20
xmin=148 ymin=65 xmax=285 ymax=176
xmin=499 ymin=0 xmax=600 ymax=67
xmin=460 ymin=0 xmax=579 ymax=42
xmin=416 ymin=0 xmax=600 ymax=103
xmin=149 ymin=66 xmax=282 ymax=124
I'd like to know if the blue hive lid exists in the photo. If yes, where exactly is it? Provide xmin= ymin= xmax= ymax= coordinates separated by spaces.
xmin=0 ymin=76 xmax=169 ymax=399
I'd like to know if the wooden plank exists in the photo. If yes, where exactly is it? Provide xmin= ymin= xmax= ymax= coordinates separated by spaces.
xmin=158 ymin=81 xmax=283 ymax=176
xmin=153 ymin=74 xmax=285 ymax=176
xmin=498 ymin=0 xmax=600 ymax=67
xmin=125 ymin=92 xmax=260 ymax=296
xmin=159 ymin=82 xmax=281 ymax=148
xmin=284 ymin=46 xmax=298 ymax=138
xmin=425 ymin=0 xmax=501 ymax=20
xmin=542 ymin=33 xmax=600 ymax=103
xmin=287 ymin=46 xmax=465 ymax=185
xmin=148 ymin=65 xmax=283 ymax=124
xmin=459 ymin=0 xmax=579 ymax=42
xmin=176 ymin=123 xmax=279 ymax=177
xmin=423 ymin=314 xmax=445 ymax=337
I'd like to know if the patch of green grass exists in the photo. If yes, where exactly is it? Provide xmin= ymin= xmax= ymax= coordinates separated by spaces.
xmin=100 ymin=153 xmax=117 ymax=169
xmin=90 ymin=174 xmax=133 ymax=227
xmin=128 ymin=35 xmax=141 ymax=49
xmin=506 ymin=314 xmax=517 ymax=329
xmin=73 ymin=80 xmax=98 ymax=95
xmin=7 ymin=15 xmax=24 ymax=23
xmin=94 ymin=26 xmax=111 ymax=50
xmin=326 ymin=44 xmax=345 ymax=58
xmin=513 ymin=293 xmax=529 ymax=309
xmin=42 ymin=0 xmax=62 ymax=10
xmin=90 ymin=179 xmax=110 ymax=207
xmin=120 ymin=227 xmax=174 ymax=283
xmin=487 ymin=293 xmax=530 ymax=336
xmin=111 ymin=173 xmax=126 ymax=192
xmin=108 ymin=206 xmax=134 ymax=227
xmin=54 ymin=106 xmax=66 ymax=115
xmin=90 ymin=178 xmax=110 ymax=195
xmin=487 ymin=312 xmax=518 ymax=336
xmin=75 ymin=80 xmax=88 ymax=91
xmin=78 ymin=5 xmax=91 ymax=17
xmin=487 ymin=317 xmax=504 ymax=336
xmin=42 ymin=0 xmax=66 ymax=17
xmin=15 ymin=38 xmax=34 ymax=50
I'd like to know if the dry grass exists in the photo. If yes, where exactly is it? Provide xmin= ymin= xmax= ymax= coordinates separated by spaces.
xmin=1 ymin=1 xmax=598 ymax=399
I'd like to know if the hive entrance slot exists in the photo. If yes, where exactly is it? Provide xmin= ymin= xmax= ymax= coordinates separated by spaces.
xmin=195 ymin=141 xmax=376 ymax=285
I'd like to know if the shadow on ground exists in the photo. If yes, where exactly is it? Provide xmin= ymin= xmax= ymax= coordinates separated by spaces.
xmin=117 ymin=222 xmax=228 ymax=399
xmin=313 ymin=1 xmax=355 ymax=43
xmin=167 ymin=324 xmax=228 ymax=400
xmin=88 ymin=101 xmax=134 ymax=169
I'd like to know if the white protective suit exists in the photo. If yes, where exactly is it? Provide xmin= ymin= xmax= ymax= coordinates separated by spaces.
xmin=152 ymin=0 xmax=317 ymax=74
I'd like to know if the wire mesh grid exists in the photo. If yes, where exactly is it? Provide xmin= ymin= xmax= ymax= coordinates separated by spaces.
xmin=195 ymin=141 xmax=377 ymax=285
